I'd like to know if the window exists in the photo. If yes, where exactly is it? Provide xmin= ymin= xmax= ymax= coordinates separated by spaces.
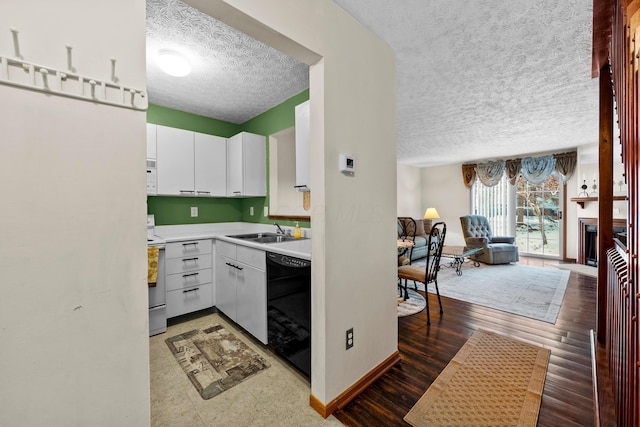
xmin=471 ymin=174 xmax=561 ymax=258
xmin=471 ymin=175 xmax=515 ymax=236
xmin=515 ymin=174 xmax=561 ymax=257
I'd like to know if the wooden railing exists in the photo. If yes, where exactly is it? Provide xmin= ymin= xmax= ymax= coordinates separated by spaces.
xmin=605 ymin=246 xmax=632 ymax=425
xmin=593 ymin=0 xmax=640 ymax=424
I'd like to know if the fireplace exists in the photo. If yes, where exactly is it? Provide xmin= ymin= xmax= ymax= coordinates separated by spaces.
xmin=578 ymin=218 xmax=627 ymax=265
xmin=585 ymin=225 xmax=597 ymax=266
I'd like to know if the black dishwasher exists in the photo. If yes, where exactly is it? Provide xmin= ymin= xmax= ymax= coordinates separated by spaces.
xmin=266 ymin=252 xmax=311 ymax=378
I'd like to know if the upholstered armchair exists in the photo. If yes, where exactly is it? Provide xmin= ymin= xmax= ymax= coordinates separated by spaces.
xmin=459 ymin=215 xmax=519 ymax=265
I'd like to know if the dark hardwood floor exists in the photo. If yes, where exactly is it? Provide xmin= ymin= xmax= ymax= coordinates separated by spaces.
xmin=333 ymin=257 xmax=612 ymax=427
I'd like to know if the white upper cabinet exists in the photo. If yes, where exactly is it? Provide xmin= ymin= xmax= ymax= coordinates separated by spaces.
xmin=194 ymin=133 xmax=226 ymax=197
xmin=152 ymin=125 xmax=265 ymax=198
xmin=227 ymin=132 xmax=266 ymax=197
xmin=294 ymin=100 xmax=310 ymax=191
xmin=146 ymin=123 xmax=157 ymax=159
xmin=156 ymin=125 xmax=195 ymax=196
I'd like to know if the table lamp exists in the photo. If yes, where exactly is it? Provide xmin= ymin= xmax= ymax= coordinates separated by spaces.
xmin=424 ymin=207 xmax=440 ymax=232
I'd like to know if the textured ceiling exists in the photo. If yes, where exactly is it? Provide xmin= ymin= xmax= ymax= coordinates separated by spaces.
xmin=146 ymin=0 xmax=309 ymax=124
xmin=147 ymin=0 xmax=599 ymax=167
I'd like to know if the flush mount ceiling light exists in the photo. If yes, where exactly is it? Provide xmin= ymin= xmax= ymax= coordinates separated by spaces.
xmin=157 ymin=49 xmax=191 ymax=77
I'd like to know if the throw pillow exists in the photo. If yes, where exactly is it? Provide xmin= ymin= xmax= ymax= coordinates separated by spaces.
xmin=414 ymin=219 xmax=427 ymax=237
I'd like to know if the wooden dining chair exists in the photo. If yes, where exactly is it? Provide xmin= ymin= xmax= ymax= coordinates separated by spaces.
xmin=398 ymin=222 xmax=446 ymax=325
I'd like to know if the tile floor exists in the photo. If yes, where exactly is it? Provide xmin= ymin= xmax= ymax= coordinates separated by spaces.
xmin=150 ymin=311 xmax=343 ymax=427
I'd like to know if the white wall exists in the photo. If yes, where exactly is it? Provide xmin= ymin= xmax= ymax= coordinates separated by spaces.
xmin=0 ymin=1 xmax=149 ymax=426
xmin=397 ymin=163 xmax=422 ymax=217
xmin=421 ymin=164 xmax=469 ymax=246
xmin=397 ymin=161 xmax=470 ymax=246
xmin=186 ymin=0 xmax=397 ymax=405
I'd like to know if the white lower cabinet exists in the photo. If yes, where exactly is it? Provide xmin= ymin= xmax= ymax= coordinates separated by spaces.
xmin=165 ymin=239 xmax=214 ymax=318
xmin=215 ymin=240 xmax=267 ymax=343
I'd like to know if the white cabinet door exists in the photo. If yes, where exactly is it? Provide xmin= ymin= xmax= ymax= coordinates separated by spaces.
xmin=215 ymin=253 xmax=237 ymax=321
xmin=195 ymin=132 xmax=226 ymax=197
xmin=226 ymin=132 xmax=266 ymax=197
xmin=294 ymin=100 xmax=310 ymax=191
xmin=146 ymin=123 xmax=157 ymax=159
xmin=236 ymin=263 xmax=267 ymax=344
xmin=243 ymin=133 xmax=266 ymax=196
xmin=226 ymin=133 xmax=244 ymax=196
xmin=156 ymin=125 xmax=195 ymax=196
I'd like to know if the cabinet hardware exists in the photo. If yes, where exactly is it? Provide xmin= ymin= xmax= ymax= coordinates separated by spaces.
xmin=183 ymin=287 xmax=199 ymax=293
xmin=225 ymin=262 xmax=243 ymax=270
xmin=179 ymin=190 xmax=195 ymax=194
xmin=182 ymin=242 xmax=199 ymax=247
xmin=182 ymin=272 xmax=199 ymax=278
xmin=182 ymin=257 xmax=199 ymax=262
xmin=197 ymin=191 xmax=211 ymax=195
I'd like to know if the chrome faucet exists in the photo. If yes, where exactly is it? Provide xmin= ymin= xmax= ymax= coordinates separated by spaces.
xmin=274 ymin=222 xmax=285 ymax=235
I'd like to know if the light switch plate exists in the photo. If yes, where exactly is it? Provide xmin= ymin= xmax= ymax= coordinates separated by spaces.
xmin=190 ymin=207 xmax=198 ymax=217
xmin=264 ymin=206 xmax=268 ymax=217
xmin=250 ymin=206 xmax=254 ymax=216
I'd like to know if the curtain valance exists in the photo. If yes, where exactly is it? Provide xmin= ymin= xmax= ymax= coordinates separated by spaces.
xmin=461 ymin=151 xmax=576 ymax=187
xmin=476 ymin=160 xmax=505 ymax=187
xmin=521 ymin=155 xmax=556 ymax=184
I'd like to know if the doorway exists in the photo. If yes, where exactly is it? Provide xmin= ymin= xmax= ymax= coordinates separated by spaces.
xmin=515 ymin=174 xmax=561 ymax=258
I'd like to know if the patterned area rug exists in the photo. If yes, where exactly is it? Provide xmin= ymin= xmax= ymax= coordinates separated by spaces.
xmin=165 ymin=324 xmax=269 ymax=400
xmin=412 ymin=261 xmax=569 ymax=323
xmin=405 ymin=329 xmax=550 ymax=427
xmin=397 ymin=288 xmax=426 ymax=317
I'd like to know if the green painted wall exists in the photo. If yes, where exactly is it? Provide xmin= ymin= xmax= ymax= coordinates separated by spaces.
xmin=147 ymin=196 xmax=242 ymax=225
xmin=147 ymin=104 xmax=241 ymax=137
xmin=147 ymin=90 xmax=311 ymax=228
xmin=241 ymin=89 xmax=309 ymax=136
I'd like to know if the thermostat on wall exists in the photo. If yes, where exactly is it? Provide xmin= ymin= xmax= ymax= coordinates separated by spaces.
xmin=339 ymin=154 xmax=355 ymax=174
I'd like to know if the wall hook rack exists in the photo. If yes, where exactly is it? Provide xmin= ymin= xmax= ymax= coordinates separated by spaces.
xmin=0 ymin=28 xmax=147 ymax=111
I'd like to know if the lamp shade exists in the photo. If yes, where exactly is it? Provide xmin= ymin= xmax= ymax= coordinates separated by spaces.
xmin=424 ymin=207 xmax=440 ymax=219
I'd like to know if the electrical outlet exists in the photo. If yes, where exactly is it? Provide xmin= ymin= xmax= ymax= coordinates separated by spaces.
xmin=346 ymin=328 xmax=354 ymax=350
xmin=190 ymin=207 xmax=198 ymax=217
xmin=250 ymin=206 xmax=254 ymax=216
xmin=264 ymin=206 xmax=268 ymax=217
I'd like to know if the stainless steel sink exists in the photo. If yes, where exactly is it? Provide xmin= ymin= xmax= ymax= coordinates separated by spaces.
xmin=227 ymin=232 xmax=307 ymax=244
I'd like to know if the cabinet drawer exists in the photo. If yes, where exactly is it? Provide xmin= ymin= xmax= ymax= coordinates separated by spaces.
xmin=166 ymin=239 xmax=212 ymax=258
xmin=166 ymin=268 xmax=213 ymax=291
xmin=217 ymin=240 xmax=236 ymax=259
xmin=166 ymin=283 xmax=212 ymax=318
xmin=237 ymin=245 xmax=265 ymax=270
xmin=166 ymin=253 xmax=212 ymax=275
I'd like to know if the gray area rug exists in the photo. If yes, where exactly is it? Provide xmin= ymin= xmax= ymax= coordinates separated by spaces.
xmin=411 ymin=261 xmax=569 ymax=323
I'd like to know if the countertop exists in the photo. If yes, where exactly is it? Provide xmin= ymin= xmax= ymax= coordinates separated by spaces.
xmin=150 ymin=222 xmax=311 ymax=260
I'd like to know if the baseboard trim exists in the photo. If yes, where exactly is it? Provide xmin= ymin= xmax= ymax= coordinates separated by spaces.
xmin=309 ymin=350 xmax=401 ymax=418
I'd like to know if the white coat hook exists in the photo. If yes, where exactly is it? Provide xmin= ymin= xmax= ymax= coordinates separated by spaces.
xmin=129 ymin=88 xmax=136 ymax=106
xmin=110 ymin=58 xmax=118 ymax=83
xmin=39 ymin=68 xmax=50 ymax=90
xmin=10 ymin=28 xmax=22 ymax=59
xmin=23 ymin=63 xmax=35 ymax=85
xmin=89 ymin=79 xmax=96 ymax=98
xmin=65 ymin=45 xmax=74 ymax=72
